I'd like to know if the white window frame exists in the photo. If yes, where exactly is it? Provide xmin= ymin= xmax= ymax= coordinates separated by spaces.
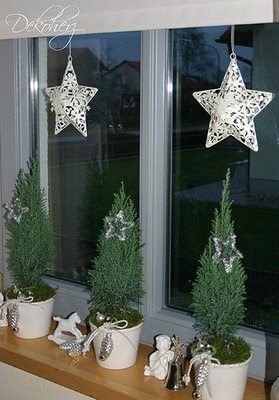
xmin=0 ymin=32 xmax=271 ymax=381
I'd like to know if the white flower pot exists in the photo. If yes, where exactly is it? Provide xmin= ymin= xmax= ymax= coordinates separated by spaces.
xmin=14 ymin=297 xmax=54 ymax=339
xmin=90 ymin=321 xmax=143 ymax=369
xmin=196 ymin=355 xmax=252 ymax=400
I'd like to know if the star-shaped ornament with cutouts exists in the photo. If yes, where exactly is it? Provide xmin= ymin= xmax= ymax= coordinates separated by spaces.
xmin=193 ymin=54 xmax=274 ymax=151
xmin=45 ymin=56 xmax=98 ymax=137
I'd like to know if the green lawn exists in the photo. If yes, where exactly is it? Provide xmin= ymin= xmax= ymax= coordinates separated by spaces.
xmin=172 ymin=147 xmax=248 ymax=191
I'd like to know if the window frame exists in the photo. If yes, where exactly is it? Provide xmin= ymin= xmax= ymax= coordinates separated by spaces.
xmin=0 ymin=33 xmax=269 ymax=381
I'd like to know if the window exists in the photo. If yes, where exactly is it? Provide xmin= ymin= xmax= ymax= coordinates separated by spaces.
xmin=37 ymin=32 xmax=141 ymax=284
xmin=168 ymin=25 xmax=279 ymax=333
xmin=29 ymin=27 xmax=276 ymax=380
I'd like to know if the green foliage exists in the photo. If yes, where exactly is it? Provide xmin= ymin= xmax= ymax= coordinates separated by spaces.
xmin=79 ymin=163 xmax=115 ymax=273
xmin=190 ymin=336 xmax=251 ymax=365
xmin=208 ymin=336 xmax=251 ymax=365
xmin=192 ymin=169 xmax=247 ymax=339
xmin=5 ymin=157 xmax=55 ymax=292
xmin=89 ymin=183 xmax=144 ymax=321
xmin=91 ymin=308 xmax=143 ymax=328
xmin=78 ymin=160 xmax=139 ymax=283
xmin=6 ymin=282 xmax=56 ymax=302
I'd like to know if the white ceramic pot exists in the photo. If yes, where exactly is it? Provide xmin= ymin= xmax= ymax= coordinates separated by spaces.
xmin=90 ymin=321 xmax=143 ymax=369
xmin=14 ymin=297 xmax=55 ymax=339
xmin=196 ymin=355 xmax=252 ymax=400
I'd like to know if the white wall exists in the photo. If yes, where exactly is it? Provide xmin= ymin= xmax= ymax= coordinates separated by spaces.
xmin=0 ymin=0 xmax=274 ymax=39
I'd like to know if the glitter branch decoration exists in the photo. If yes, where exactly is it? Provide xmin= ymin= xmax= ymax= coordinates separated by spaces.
xmin=3 ymin=198 xmax=29 ymax=224
xmin=171 ymin=336 xmax=185 ymax=361
xmin=193 ymin=26 xmax=274 ymax=151
xmin=192 ymin=169 xmax=247 ymax=339
xmin=212 ymin=235 xmax=243 ymax=273
xmin=105 ymin=210 xmax=134 ymax=241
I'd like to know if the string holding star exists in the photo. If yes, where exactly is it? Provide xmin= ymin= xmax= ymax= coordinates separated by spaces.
xmin=45 ymin=56 xmax=98 ymax=137
xmin=193 ymin=54 xmax=274 ymax=151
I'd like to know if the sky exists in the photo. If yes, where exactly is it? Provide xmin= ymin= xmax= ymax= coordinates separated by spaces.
xmin=49 ymin=26 xmax=253 ymax=75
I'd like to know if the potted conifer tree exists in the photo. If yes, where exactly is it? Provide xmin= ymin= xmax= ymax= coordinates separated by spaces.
xmin=3 ymin=157 xmax=55 ymax=339
xmin=189 ymin=170 xmax=252 ymax=400
xmin=88 ymin=184 xmax=144 ymax=369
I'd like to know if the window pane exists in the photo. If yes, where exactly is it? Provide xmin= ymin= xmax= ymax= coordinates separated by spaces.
xmin=168 ymin=25 xmax=279 ymax=333
xmin=39 ymin=32 xmax=140 ymax=283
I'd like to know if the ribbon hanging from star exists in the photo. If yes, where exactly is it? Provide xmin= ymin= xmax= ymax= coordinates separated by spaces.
xmin=45 ymin=55 xmax=98 ymax=137
xmin=193 ymin=28 xmax=274 ymax=152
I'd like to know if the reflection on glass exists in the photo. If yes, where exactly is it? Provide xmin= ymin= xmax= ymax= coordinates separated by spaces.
xmin=46 ymin=32 xmax=140 ymax=283
xmin=169 ymin=25 xmax=279 ymax=333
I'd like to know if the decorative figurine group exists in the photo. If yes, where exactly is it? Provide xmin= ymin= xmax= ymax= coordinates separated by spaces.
xmin=45 ymin=311 xmax=217 ymax=397
xmin=144 ymin=334 xmax=186 ymax=391
xmin=144 ymin=335 xmax=174 ymax=380
xmin=48 ymin=311 xmax=130 ymax=363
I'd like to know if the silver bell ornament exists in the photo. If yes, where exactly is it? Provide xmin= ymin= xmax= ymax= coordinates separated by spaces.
xmin=164 ymin=359 xmax=186 ymax=391
xmin=164 ymin=335 xmax=186 ymax=391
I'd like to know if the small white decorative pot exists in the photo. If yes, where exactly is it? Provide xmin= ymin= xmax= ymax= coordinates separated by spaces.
xmin=196 ymin=355 xmax=252 ymax=400
xmin=90 ymin=321 xmax=143 ymax=369
xmin=271 ymin=377 xmax=279 ymax=400
xmin=14 ymin=297 xmax=55 ymax=339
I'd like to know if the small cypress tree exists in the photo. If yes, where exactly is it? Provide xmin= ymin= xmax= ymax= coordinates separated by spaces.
xmin=192 ymin=170 xmax=247 ymax=340
xmin=5 ymin=157 xmax=55 ymax=298
xmin=89 ymin=183 xmax=144 ymax=324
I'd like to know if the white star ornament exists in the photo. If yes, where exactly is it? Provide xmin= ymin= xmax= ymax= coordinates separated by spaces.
xmin=193 ymin=55 xmax=274 ymax=151
xmin=45 ymin=56 xmax=98 ymax=137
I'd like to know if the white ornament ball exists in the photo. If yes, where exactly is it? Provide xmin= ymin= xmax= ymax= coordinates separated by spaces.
xmin=271 ymin=378 xmax=279 ymax=400
xmin=96 ymin=312 xmax=106 ymax=323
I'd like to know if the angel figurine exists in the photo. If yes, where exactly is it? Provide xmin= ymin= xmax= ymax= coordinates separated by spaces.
xmin=144 ymin=334 xmax=174 ymax=380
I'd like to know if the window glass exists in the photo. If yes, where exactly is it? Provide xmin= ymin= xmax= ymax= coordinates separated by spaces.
xmin=168 ymin=25 xmax=279 ymax=333
xmin=42 ymin=32 xmax=140 ymax=283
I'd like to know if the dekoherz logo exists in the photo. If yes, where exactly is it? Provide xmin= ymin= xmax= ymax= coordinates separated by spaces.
xmin=5 ymin=5 xmax=84 ymax=50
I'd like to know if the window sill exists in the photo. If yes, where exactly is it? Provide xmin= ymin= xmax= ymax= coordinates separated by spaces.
xmin=0 ymin=323 xmax=270 ymax=400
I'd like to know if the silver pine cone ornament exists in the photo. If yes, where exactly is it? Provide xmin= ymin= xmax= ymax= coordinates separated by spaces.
xmin=99 ymin=332 xmax=113 ymax=361
xmin=8 ymin=304 xmax=19 ymax=332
